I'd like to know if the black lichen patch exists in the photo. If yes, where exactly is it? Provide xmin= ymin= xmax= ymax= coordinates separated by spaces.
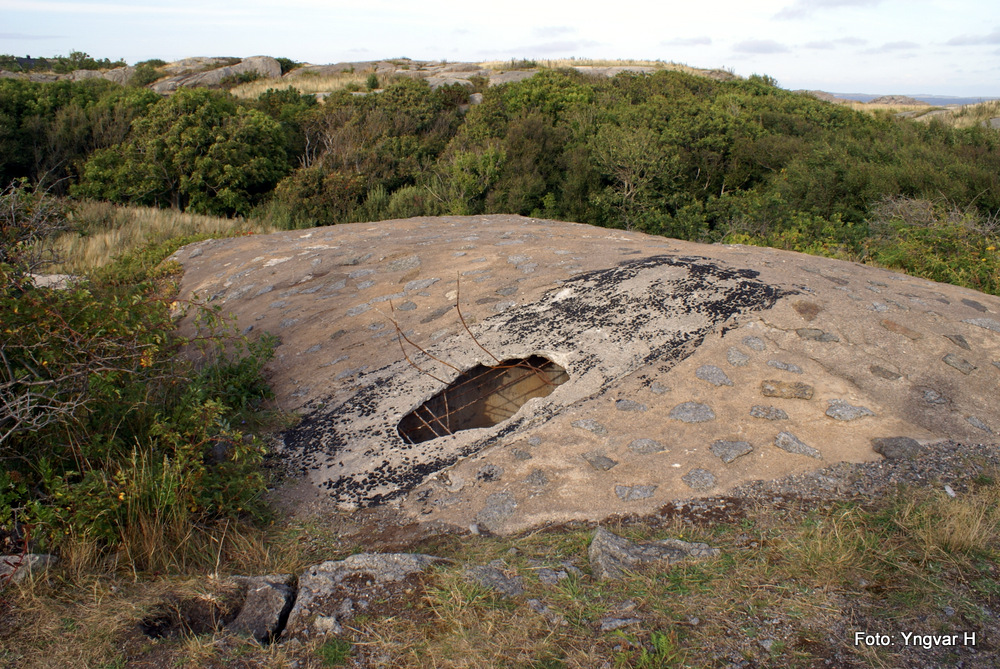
xmin=281 ymin=254 xmax=790 ymax=509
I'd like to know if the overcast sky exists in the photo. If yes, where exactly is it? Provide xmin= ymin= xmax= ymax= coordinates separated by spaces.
xmin=1 ymin=0 xmax=998 ymax=96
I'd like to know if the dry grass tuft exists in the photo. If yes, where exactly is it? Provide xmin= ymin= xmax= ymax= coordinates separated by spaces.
xmin=229 ymin=69 xmax=377 ymax=100
xmin=46 ymin=200 xmax=275 ymax=274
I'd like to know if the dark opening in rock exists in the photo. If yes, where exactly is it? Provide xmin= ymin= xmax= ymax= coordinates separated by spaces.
xmin=398 ymin=355 xmax=568 ymax=444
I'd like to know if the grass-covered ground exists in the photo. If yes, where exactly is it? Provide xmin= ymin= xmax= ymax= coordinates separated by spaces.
xmin=4 ymin=444 xmax=1000 ymax=668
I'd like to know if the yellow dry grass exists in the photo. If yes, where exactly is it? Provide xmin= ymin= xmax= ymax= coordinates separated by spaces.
xmin=47 ymin=201 xmax=275 ymax=274
xmin=228 ymin=69 xmax=376 ymax=100
xmin=479 ymin=57 xmax=701 ymax=73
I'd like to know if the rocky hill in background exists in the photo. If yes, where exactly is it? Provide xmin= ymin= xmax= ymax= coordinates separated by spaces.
xmin=0 ymin=54 xmax=737 ymax=94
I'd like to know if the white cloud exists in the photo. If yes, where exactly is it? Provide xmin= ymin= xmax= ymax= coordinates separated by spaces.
xmin=775 ymin=0 xmax=884 ymax=20
xmin=734 ymin=40 xmax=790 ymax=54
xmin=946 ymin=27 xmax=1000 ymax=46
xmin=661 ymin=37 xmax=712 ymax=46
xmin=864 ymin=40 xmax=920 ymax=53
xmin=0 ymin=32 xmax=66 ymax=40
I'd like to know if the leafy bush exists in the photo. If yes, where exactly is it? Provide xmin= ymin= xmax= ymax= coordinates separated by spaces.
xmin=75 ymin=88 xmax=290 ymax=216
xmin=0 ymin=183 xmax=275 ymax=568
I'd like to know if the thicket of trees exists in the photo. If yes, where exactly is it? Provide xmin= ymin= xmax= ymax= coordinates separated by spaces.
xmin=1 ymin=65 xmax=998 ymax=564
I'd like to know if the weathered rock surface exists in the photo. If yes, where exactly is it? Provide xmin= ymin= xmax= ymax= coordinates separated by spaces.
xmin=171 ymin=214 xmax=1000 ymax=535
xmin=283 ymin=553 xmax=445 ymax=637
xmin=588 ymin=528 xmax=719 ymax=581
xmin=151 ymin=56 xmax=281 ymax=93
xmin=227 ymin=574 xmax=295 ymax=642
xmin=0 ymin=554 xmax=56 ymax=584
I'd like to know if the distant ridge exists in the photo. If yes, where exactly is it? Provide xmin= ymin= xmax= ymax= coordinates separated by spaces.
xmin=832 ymin=92 xmax=999 ymax=106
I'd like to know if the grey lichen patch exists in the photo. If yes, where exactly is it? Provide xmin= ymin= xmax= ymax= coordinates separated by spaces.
xmin=615 ymin=399 xmax=648 ymax=412
xmin=476 ymin=465 xmax=504 ymax=482
xmin=963 ymin=318 xmax=1000 ymax=333
xmin=943 ymin=334 xmax=971 ymax=350
xmin=742 ymin=336 xmax=766 ymax=351
xmin=615 ymin=484 xmax=657 ymax=501
xmin=792 ymin=300 xmax=822 ymax=321
xmin=669 ymin=402 xmax=716 ymax=423
xmin=385 ymin=255 xmax=421 ymax=272
xmin=727 ymin=347 xmax=749 ymax=367
xmin=524 ymin=470 xmax=549 ymax=486
xmin=681 ymin=468 xmax=716 ymax=490
xmin=826 ymin=400 xmax=875 ymax=421
xmin=967 ymin=416 xmax=994 ymax=434
xmin=696 ymin=365 xmax=733 ymax=387
xmin=572 ymin=419 xmax=607 ymax=435
xmin=870 ymin=365 xmax=902 ymax=381
xmin=750 ymin=405 xmax=788 ymax=420
xmin=767 ymin=360 xmax=803 ymax=374
xmin=627 ymin=438 xmax=666 ymax=454
xmin=475 ymin=492 xmax=517 ymax=531
xmin=649 ymin=382 xmax=670 ymax=395
xmin=710 ymin=440 xmax=753 ymax=464
xmin=962 ymin=298 xmax=989 ymax=313
xmin=774 ymin=432 xmax=821 ymax=459
xmin=942 ymin=354 xmax=976 ymax=375
xmin=761 ymin=380 xmax=814 ymax=400
xmin=796 ymin=328 xmax=840 ymax=342
xmin=583 ymin=450 xmax=619 ymax=471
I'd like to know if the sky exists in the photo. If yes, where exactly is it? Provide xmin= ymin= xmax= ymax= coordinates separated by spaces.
xmin=1 ymin=0 xmax=998 ymax=97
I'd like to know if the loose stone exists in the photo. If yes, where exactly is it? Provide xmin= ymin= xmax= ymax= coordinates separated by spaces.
xmin=710 ymin=440 xmax=753 ymax=463
xmin=872 ymin=437 xmax=926 ymax=460
xmin=750 ymin=405 xmax=788 ymax=420
xmin=615 ymin=399 xmax=648 ymax=412
xmin=572 ymin=419 xmax=607 ymax=435
xmin=767 ymin=360 xmax=803 ymax=374
xmin=583 ymin=450 xmax=619 ymax=471
xmin=466 ymin=560 xmax=524 ymax=597
xmin=774 ymin=432 xmax=822 ymax=459
xmin=615 ymin=484 xmax=658 ymax=501
xmin=760 ymin=380 xmax=814 ymax=400
xmin=681 ymin=468 xmax=716 ymax=490
xmin=600 ymin=617 xmax=642 ymax=632
xmin=627 ymin=438 xmax=666 ymax=454
xmin=669 ymin=402 xmax=716 ymax=423
xmin=942 ymin=353 xmax=975 ymax=375
xmin=588 ymin=528 xmax=720 ymax=581
xmin=742 ymin=336 xmax=766 ymax=351
xmin=825 ymin=400 xmax=875 ymax=421
xmin=727 ymin=347 xmax=750 ymax=366
xmin=696 ymin=365 xmax=733 ymax=386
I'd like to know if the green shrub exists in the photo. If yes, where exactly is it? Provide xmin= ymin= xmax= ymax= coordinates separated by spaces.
xmin=0 ymin=183 xmax=276 ymax=567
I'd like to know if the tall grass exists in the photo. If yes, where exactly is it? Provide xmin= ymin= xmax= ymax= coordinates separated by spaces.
xmin=47 ymin=201 xmax=275 ymax=274
xmin=228 ymin=70 xmax=378 ymax=100
xmin=478 ymin=57 xmax=700 ymax=73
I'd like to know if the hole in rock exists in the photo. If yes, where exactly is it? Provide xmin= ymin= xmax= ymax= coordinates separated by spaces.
xmin=398 ymin=355 xmax=568 ymax=444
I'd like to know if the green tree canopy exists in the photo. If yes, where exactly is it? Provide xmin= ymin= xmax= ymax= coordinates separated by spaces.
xmin=75 ymin=88 xmax=289 ymax=216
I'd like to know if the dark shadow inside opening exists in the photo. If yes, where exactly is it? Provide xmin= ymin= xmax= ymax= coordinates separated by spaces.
xmin=397 ymin=355 xmax=568 ymax=444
